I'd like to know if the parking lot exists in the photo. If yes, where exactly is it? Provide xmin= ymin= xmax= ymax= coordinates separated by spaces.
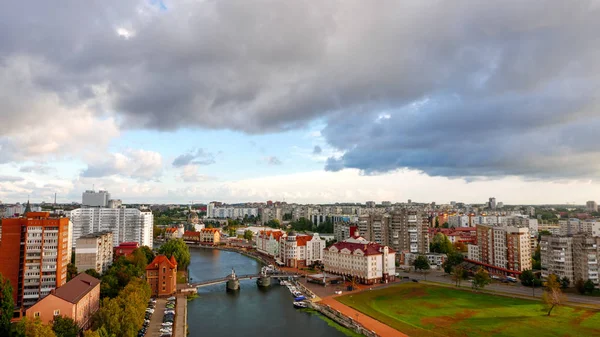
xmin=146 ymin=299 xmax=167 ymax=337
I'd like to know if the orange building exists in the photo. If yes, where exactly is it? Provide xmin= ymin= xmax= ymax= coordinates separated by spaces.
xmin=25 ymin=273 xmax=100 ymax=330
xmin=182 ymin=231 xmax=200 ymax=243
xmin=145 ymin=255 xmax=177 ymax=297
xmin=199 ymin=228 xmax=220 ymax=245
xmin=0 ymin=212 xmax=71 ymax=314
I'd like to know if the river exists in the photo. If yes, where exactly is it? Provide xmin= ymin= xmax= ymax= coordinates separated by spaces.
xmin=186 ymin=247 xmax=352 ymax=337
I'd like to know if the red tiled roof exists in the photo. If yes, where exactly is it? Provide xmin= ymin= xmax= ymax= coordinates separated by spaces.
xmin=201 ymin=228 xmax=219 ymax=233
xmin=165 ymin=228 xmax=177 ymax=233
xmin=53 ymin=273 xmax=100 ymax=304
xmin=327 ymin=241 xmax=395 ymax=255
xmin=183 ymin=231 xmax=200 ymax=237
xmin=296 ymin=235 xmax=312 ymax=247
xmin=146 ymin=254 xmax=177 ymax=270
xmin=116 ymin=242 xmax=139 ymax=248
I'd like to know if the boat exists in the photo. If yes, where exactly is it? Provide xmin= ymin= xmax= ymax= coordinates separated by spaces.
xmin=294 ymin=296 xmax=306 ymax=301
xmin=293 ymin=301 xmax=308 ymax=308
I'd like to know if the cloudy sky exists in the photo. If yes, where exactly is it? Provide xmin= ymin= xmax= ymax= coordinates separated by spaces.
xmin=1 ymin=0 xmax=600 ymax=205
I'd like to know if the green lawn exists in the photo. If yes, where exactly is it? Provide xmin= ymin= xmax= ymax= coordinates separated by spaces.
xmin=337 ymin=283 xmax=600 ymax=337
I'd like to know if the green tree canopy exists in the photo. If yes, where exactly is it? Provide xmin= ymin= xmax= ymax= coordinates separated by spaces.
xmin=413 ymin=255 xmax=430 ymax=280
xmin=157 ymin=238 xmax=190 ymax=270
xmin=138 ymin=246 xmax=155 ymax=265
xmin=290 ymin=218 xmax=312 ymax=232
xmin=442 ymin=251 xmax=464 ymax=274
xmin=243 ymin=230 xmax=254 ymax=241
xmin=265 ymin=219 xmax=281 ymax=229
xmin=431 ymin=233 xmax=454 ymax=254
xmin=472 ymin=268 xmax=491 ymax=291
xmin=15 ymin=317 xmax=56 ymax=337
xmin=84 ymin=269 xmax=101 ymax=279
xmin=0 ymin=273 xmax=14 ymax=337
xmin=520 ymin=270 xmax=536 ymax=287
xmin=52 ymin=316 xmax=79 ymax=337
xmin=583 ymin=279 xmax=596 ymax=294
xmin=66 ymin=263 xmax=78 ymax=282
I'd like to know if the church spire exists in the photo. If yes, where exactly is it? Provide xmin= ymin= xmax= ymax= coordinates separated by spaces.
xmin=24 ymin=196 xmax=31 ymax=214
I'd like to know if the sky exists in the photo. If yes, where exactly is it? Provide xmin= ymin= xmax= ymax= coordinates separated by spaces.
xmin=1 ymin=0 xmax=600 ymax=205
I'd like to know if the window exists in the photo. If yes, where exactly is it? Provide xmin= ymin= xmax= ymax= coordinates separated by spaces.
xmin=54 ymin=309 xmax=60 ymax=316
xmin=34 ymin=312 xmax=40 ymax=317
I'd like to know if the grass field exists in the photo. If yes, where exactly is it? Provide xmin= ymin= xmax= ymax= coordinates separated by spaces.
xmin=337 ymin=283 xmax=600 ymax=337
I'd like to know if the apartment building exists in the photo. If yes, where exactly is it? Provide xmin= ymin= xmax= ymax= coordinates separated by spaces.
xmin=26 ymin=273 xmax=100 ymax=330
xmin=66 ymin=207 xmax=153 ymax=248
xmin=75 ymin=232 xmax=114 ymax=275
xmin=323 ymin=236 xmax=396 ymax=284
xmin=474 ymin=225 xmax=531 ymax=272
xmin=333 ymin=222 xmax=354 ymax=242
xmin=587 ymin=201 xmax=598 ymax=213
xmin=506 ymin=227 xmax=532 ymax=271
xmin=280 ymin=232 xmax=325 ymax=268
xmin=572 ymin=236 xmax=600 ymax=285
xmin=388 ymin=209 xmax=429 ymax=254
xmin=540 ymin=235 xmax=574 ymax=282
xmin=0 ymin=212 xmax=71 ymax=310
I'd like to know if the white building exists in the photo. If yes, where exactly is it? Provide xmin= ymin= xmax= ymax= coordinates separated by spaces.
xmin=256 ymin=230 xmax=325 ymax=267
xmin=82 ymin=190 xmax=110 ymax=207
xmin=207 ymin=203 xmax=259 ymax=219
xmin=587 ymin=201 xmax=598 ymax=213
xmin=66 ymin=207 xmax=153 ymax=248
xmin=323 ymin=236 xmax=396 ymax=284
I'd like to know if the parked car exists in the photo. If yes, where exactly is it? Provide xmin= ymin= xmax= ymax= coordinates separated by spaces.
xmin=412 ymin=279 xmax=419 ymax=283
xmin=167 ymin=296 xmax=176 ymax=301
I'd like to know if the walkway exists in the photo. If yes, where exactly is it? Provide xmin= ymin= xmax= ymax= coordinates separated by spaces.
xmin=319 ymin=297 xmax=408 ymax=337
xmin=175 ymin=295 xmax=186 ymax=337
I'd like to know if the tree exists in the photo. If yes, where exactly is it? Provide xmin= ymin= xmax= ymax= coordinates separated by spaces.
xmin=66 ymin=263 xmax=78 ymax=281
xmin=265 ymin=219 xmax=281 ymax=229
xmin=0 ymin=273 xmax=14 ymax=337
xmin=532 ymin=245 xmax=541 ymax=270
xmin=129 ymin=248 xmax=148 ymax=272
xmin=430 ymin=233 xmax=453 ymax=254
xmin=138 ymin=246 xmax=155 ymax=264
xmin=442 ymin=251 xmax=464 ymax=274
xmin=16 ymin=317 xmax=56 ymax=337
xmin=472 ymin=268 xmax=491 ymax=291
xmin=451 ymin=266 xmax=467 ymax=287
xmin=157 ymin=238 xmax=191 ymax=270
xmin=435 ymin=217 xmax=440 ymax=228
xmin=583 ymin=279 xmax=596 ymax=294
xmin=542 ymin=274 xmax=566 ymax=316
xmin=243 ymin=230 xmax=254 ymax=241
xmin=84 ymin=269 xmax=101 ymax=279
xmin=441 ymin=222 xmax=449 ymax=228
xmin=413 ymin=255 xmax=431 ymax=280
xmin=575 ymin=279 xmax=586 ymax=294
xmin=520 ymin=270 xmax=538 ymax=296
xmin=560 ymin=276 xmax=570 ymax=289
xmin=453 ymin=242 xmax=467 ymax=253
xmin=52 ymin=316 xmax=79 ymax=337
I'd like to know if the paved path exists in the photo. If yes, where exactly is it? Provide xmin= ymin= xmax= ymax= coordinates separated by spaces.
xmin=319 ymin=297 xmax=408 ymax=337
xmin=147 ymin=299 xmax=166 ymax=337
xmin=175 ymin=295 xmax=186 ymax=337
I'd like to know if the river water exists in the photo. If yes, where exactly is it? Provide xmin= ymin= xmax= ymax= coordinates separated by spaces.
xmin=186 ymin=247 xmax=350 ymax=337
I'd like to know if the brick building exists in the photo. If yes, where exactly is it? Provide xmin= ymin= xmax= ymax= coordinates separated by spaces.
xmin=0 ymin=212 xmax=71 ymax=313
xmin=25 ymin=273 xmax=100 ymax=330
xmin=145 ymin=255 xmax=177 ymax=297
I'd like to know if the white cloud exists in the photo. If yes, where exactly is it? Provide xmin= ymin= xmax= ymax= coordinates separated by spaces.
xmin=81 ymin=149 xmax=163 ymax=180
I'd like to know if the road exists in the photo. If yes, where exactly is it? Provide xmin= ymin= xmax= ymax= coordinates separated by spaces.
xmin=147 ymin=298 xmax=167 ymax=337
xmin=403 ymin=270 xmax=600 ymax=306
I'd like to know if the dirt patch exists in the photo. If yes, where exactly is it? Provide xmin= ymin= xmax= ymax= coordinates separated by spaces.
xmin=402 ymin=287 xmax=428 ymax=300
xmin=572 ymin=310 xmax=595 ymax=326
xmin=421 ymin=302 xmax=442 ymax=309
xmin=420 ymin=310 xmax=477 ymax=330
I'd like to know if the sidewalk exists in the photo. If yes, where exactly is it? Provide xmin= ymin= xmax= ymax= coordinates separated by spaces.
xmin=319 ymin=297 xmax=408 ymax=337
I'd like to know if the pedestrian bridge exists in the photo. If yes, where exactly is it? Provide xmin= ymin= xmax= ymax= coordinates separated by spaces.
xmin=188 ymin=273 xmax=298 ymax=288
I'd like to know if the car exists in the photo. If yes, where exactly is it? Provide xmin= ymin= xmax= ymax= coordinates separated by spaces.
xmin=160 ymin=328 xmax=172 ymax=333
xmin=145 ymin=308 xmax=154 ymax=313
xmin=334 ymin=290 xmax=342 ymax=295
xmin=411 ymin=279 xmax=419 ymax=283
xmin=160 ymin=334 xmax=172 ymax=337
xmin=167 ymin=296 xmax=176 ymax=301
xmin=162 ymin=322 xmax=173 ymax=326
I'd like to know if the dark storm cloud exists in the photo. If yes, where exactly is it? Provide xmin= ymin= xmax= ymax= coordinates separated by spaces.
xmin=172 ymin=149 xmax=216 ymax=167
xmin=1 ymin=1 xmax=600 ymax=179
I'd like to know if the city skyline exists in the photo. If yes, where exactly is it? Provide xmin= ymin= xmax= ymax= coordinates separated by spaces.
xmin=1 ymin=1 xmax=600 ymax=204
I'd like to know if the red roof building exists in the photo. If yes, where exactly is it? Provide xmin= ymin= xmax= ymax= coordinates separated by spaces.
xmin=324 ymin=239 xmax=396 ymax=284
xmin=113 ymin=242 xmax=139 ymax=260
xmin=146 ymin=255 xmax=178 ymax=297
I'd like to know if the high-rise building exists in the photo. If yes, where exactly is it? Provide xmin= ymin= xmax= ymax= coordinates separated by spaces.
xmin=0 ymin=212 xmax=70 ymax=310
xmin=573 ymin=236 xmax=600 ymax=286
xmin=82 ymin=190 xmax=111 ymax=207
xmin=66 ymin=208 xmax=153 ymax=248
xmin=488 ymin=197 xmax=497 ymax=210
xmin=506 ymin=227 xmax=532 ymax=271
xmin=75 ymin=232 xmax=114 ymax=275
xmin=540 ymin=235 xmax=574 ymax=282
xmin=474 ymin=225 xmax=531 ymax=272
xmin=586 ymin=201 xmax=598 ymax=213
xmin=358 ymin=214 xmax=389 ymax=245
xmin=387 ymin=209 xmax=429 ymax=254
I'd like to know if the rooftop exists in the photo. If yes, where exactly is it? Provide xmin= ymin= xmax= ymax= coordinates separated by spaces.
xmin=79 ymin=231 xmax=113 ymax=239
xmin=53 ymin=273 xmax=100 ymax=304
